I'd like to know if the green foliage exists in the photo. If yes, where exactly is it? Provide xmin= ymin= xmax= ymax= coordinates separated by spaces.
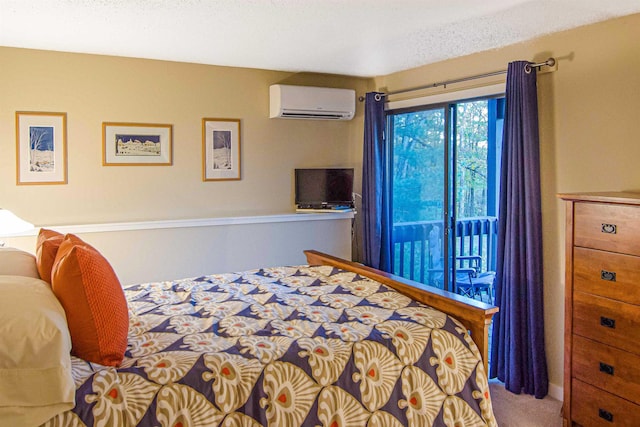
xmin=391 ymin=109 xmax=445 ymax=223
xmin=455 ymin=101 xmax=489 ymax=218
xmin=391 ymin=100 xmax=489 ymax=224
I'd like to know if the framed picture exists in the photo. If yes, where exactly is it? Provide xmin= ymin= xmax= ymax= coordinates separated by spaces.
xmin=15 ymin=111 xmax=68 ymax=185
xmin=202 ymin=118 xmax=241 ymax=181
xmin=102 ymin=122 xmax=172 ymax=166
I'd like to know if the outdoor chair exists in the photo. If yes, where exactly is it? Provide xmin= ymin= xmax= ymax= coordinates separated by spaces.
xmin=453 ymin=255 xmax=495 ymax=303
xmin=428 ymin=255 xmax=495 ymax=303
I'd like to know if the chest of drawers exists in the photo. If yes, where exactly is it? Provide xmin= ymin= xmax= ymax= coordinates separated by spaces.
xmin=560 ymin=192 xmax=640 ymax=426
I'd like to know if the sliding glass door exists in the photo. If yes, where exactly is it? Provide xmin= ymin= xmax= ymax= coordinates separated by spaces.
xmin=389 ymin=107 xmax=448 ymax=287
xmin=388 ymin=97 xmax=503 ymax=299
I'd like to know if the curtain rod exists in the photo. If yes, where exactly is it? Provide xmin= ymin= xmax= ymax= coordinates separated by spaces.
xmin=359 ymin=57 xmax=556 ymax=102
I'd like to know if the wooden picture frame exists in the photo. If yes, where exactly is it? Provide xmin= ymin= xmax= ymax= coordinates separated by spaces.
xmin=102 ymin=122 xmax=172 ymax=166
xmin=15 ymin=111 xmax=68 ymax=185
xmin=202 ymin=118 xmax=241 ymax=181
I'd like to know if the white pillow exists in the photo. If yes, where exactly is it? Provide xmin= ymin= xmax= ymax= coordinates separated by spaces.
xmin=0 ymin=247 xmax=40 ymax=278
xmin=0 ymin=275 xmax=74 ymax=426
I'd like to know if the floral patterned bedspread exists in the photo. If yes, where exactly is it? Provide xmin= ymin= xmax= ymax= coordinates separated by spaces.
xmin=42 ymin=265 xmax=496 ymax=427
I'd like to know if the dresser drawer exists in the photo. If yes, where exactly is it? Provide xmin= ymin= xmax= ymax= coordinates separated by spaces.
xmin=574 ymin=202 xmax=640 ymax=256
xmin=572 ymin=335 xmax=640 ymax=405
xmin=573 ymin=291 xmax=640 ymax=355
xmin=574 ymin=247 xmax=640 ymax=305
xmin=571 ymin=379 xmax=640 ymax=426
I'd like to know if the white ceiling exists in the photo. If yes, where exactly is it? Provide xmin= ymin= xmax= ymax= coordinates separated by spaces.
xmin=1 ymin=1 xmax=639 ymax=77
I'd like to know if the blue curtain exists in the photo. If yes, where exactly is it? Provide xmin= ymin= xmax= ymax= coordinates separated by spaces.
xmin=362 ymin=92 xmax=391 ymax=271
xmin=490 ymin=61 xmax=549 ymax=398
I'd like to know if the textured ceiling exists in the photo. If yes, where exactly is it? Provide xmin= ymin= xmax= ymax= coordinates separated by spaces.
xmin=1 ymin=1 xmax=639 ymax=77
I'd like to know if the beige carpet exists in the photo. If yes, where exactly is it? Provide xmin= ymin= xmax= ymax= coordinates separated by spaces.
xmin=489 ymin=380 xmax=563 ymax=427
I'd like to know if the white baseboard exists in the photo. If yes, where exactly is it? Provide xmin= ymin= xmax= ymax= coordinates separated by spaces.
xmin=548 ymin=382 xmax=563 ymax=401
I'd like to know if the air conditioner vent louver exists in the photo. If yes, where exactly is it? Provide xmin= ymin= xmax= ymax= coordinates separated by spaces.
xmin=270 ymin=84 xmax=355 ymax=121
xmin=281 ymin=111 xmax=347 ymax=120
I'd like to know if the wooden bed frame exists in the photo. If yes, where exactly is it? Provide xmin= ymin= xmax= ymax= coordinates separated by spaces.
xmin=304 ymin=250 xmax=498 ymax=372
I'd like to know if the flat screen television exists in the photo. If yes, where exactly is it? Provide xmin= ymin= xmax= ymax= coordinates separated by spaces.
xmin=295 ymin=168 xmax=354 ymax=209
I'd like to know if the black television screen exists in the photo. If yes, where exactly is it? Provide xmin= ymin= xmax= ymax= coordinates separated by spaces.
xmin=295 ymin=168 xmax=354 ymax=208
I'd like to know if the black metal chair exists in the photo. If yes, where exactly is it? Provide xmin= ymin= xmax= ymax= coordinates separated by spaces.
xmin=453 ymin=255 xmax=495 ymax=303
xmin=424 ymin=225 xmax=495 ymax=303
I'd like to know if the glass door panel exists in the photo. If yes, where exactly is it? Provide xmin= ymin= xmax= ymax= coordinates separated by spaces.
xmin=452 ymin=99 xmax=502 ymax=299
xmin=389 ymin=108 xmax=447 ymax=289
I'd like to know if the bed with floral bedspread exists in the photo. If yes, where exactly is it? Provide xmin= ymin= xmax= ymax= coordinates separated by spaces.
xmin=42 ymin=264 xmax=496 ymax=427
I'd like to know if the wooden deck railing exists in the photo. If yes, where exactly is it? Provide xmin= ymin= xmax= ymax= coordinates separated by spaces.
xmin=392 ymin=216 xmax=499 ymax=289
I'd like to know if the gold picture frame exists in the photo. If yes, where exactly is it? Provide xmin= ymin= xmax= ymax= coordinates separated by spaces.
xmin=102 ymin=122 xmax=173 ymax=166
xmin=16 ymin=111 xmax=68 ymax=185
xmin=202 ymin=118 xmax=241 ymax=181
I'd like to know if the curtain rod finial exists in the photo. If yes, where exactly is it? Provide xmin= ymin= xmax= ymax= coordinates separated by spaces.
xmin=358 ymin=93 xmax=387 ymax=102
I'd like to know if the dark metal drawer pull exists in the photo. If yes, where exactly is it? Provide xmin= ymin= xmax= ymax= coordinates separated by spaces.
xmin=600 ymin=270 xmax=616 ymax=282
xmin=599 ymin=362 xmax=615 ymax=375
xmin=599 ymin=409 xmax=614 ymax=422
xmin=601 ymin=223 xmax=617 ymax=234
xmin=600 ymin=316 xmax=616 ymax=328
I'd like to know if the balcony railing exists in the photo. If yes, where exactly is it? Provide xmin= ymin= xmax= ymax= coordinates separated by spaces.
xmin=392 ymin=216 xmax=499 ymax=290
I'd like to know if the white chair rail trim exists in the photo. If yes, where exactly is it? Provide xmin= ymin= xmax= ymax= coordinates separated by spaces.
xmin=10 ymin=212 xmax=355 ymax=236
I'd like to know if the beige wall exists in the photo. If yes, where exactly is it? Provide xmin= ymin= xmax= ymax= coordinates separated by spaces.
xmin=0 ymin=47 xmax=369 ymax=226
xmin=375 ymin=13 xmax=640 ymax=396
xmin=0 ymin=48 xmax=369 ymax=291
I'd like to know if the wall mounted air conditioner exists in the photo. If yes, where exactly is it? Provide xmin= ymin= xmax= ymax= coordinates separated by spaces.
xmin=269 ymin=84 xmax=355 ymax=120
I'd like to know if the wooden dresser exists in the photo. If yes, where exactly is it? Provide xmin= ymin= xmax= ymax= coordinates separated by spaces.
xmin=559 ymin=192 xmax=640 ymax=426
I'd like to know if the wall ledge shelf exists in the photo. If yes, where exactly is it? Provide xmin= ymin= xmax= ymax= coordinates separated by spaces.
xmin=10 ymin=211 xmax=355 ymax=236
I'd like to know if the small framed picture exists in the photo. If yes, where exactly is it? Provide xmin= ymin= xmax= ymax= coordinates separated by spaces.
xmin=202 ymin=118 xmax=241 ymax=181
xmin=16 ymin=111 xmax=68 ymax=185
xmin=102 ymin=122 xmax=172 ymax=166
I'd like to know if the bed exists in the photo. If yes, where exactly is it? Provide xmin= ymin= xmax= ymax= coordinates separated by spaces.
xmin=1 ymin=243 xmax=498 ymax=427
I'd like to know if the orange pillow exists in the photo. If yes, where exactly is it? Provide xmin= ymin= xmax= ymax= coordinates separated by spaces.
xmin=51 ymin=235 xmax=129 ymax=366
xmin=35 ymin=229 xmax=64 ymax=284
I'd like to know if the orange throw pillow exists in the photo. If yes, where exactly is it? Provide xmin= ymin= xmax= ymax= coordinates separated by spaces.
xmin=35 ymin=228 xmax=64 ymax=283
xmin=51 ymin=235 xmax=129 ymax=366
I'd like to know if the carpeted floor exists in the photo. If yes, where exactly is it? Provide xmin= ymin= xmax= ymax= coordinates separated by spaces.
xmin=489 ymin=380 xmax=563 ymax=426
